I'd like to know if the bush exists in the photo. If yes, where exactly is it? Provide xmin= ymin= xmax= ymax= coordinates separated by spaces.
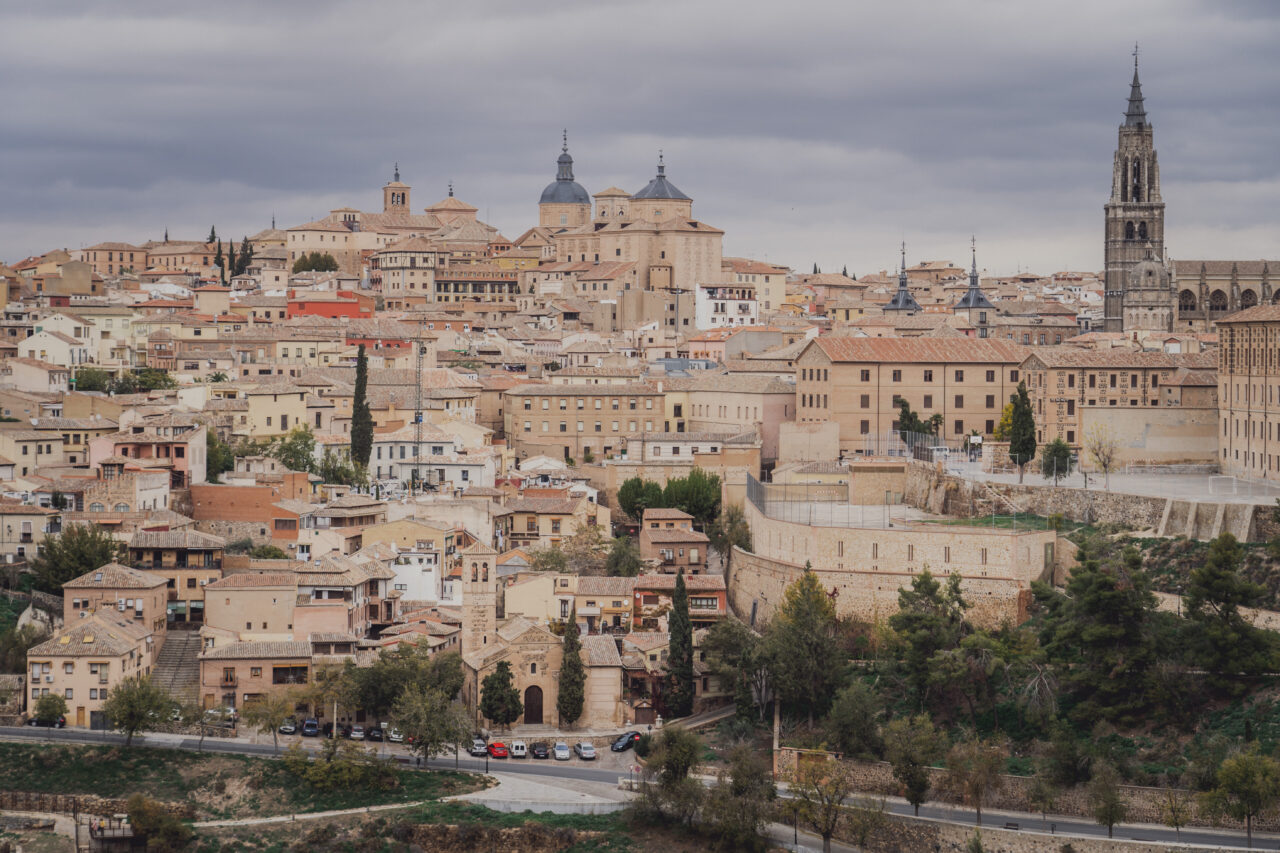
xmin=126 ymin=794 xmax=193 ymax=851
xmin=634 ymin=733 xmax=652 ymax=758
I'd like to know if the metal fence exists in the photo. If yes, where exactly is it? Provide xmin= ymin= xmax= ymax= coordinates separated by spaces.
xmin=842 ymin=430 xmax=975 ymax=461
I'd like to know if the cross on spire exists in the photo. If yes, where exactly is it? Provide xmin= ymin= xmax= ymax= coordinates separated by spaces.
xmin=1125 ymin=42 xmax=1147 ymax=127
xmin=448 ymin=181 xmax=454 ymax=197
xmin=562 ymin=128 xmax=568 ymax=153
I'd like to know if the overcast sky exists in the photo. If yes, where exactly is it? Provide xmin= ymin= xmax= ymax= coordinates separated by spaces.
xmin=3 ymin=0 xmax=1277 ymax=277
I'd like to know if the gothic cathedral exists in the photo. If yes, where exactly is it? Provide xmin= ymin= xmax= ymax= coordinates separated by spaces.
xmin=1103 ymin=49 xmax=1168 ymax=333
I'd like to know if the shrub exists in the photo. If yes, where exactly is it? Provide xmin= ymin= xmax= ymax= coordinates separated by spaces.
xmin=635 ymin=733 xmax=653 ymax=758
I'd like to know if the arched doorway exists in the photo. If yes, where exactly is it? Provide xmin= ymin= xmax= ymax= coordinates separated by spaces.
xmin=524 ymin=685 xmax=543 ymax=725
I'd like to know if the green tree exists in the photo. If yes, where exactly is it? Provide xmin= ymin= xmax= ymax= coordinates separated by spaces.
xmin=662 ymin=467 xmax=721 ymax=529
xmin=33 ymin=692 xmax=68 ymax=723
xmin=207 ymin=371 xmax=228 ymax=383
xmin=350 ymin=344 xmax=373 ymax=467
xmin=207 ymin=225 xmax=217 ymax=244
xmin=1035 ymin=545 xmax=1157 ymax=725
xmin=392 ymin=683 xmax=471 ymax=767
xmin=227 ymin=240 xmax=237 ymax=282
xmin=883 ymin=714 xmax=947 ymax=816
xmin=1040 ymin=437 xmax=1073 ymax=485
xmin=703 ymin=745 xmax=775 ymax=852
xmin=1159 ymin=787 xmax=1192 ymax=842
xmin=766 ymin=563 xmax=839 ymax=722
xmin=707 ymin=503 xmax=751 ymax=568
xmin=992 ymin=403 xmax=1014 ymax=441
xmin=214 ymin=240 xmax=226 ymax=283
xmin=896 ymin=398 xmax=932 ymax=436
xmin=479 ymin=660 xmax=523 ymax=730
xmin=1007 ymin=381 xmax=1036 ymax=482
xmin=349 ymin=647 xmax=464 ymax=725
xmin=1028 ymin=772 xmax=1059 ymax=829
xmin=529 ymin=546 xmax=567 ymax=573
xmin=562 ymin=525 xmax=607 ymax=575
xmin=316 ymin=449 xmax=366 ymax=487
xmin=236 ymin=235 xmax=253 ymax=276
xmin=944 ymin=737 xmax=1007 ymax=826
xmin=249 ymin=544 xmax=288 ymax=559
xmin=111 ymin=368 xmax=177 ymax=394
xmin=666 ymin=571 xmax=695 ymax=718
xmin=1088 ymin=762 xmax=1128 ymax=838
xmin=605 ymin=535 xmax=643 ymax=577
xmin=636 ymin=726 xmax=706 ymax=825
xmin=1202 ymin=749 xmax=1280 ymax=847
xmin=30 ymin=524 xmax=128 ymax=593
xmin=1184 ymin=532 xmax=1277 ymax=692
xmin=824 ymin=681 xmax=881 ymax=759
xmin=889 ymin=568 xmax=969 ymax=701
xmin=127 ymin=794 xmax=193 ymax=851
xmin=101 ymin=675 xmax=171 ymax=746
xmin=702 ymin=616 xmax=773 ymax=722
xmin=557 ymin=606 xmax=585 ymax=727
xmin=0 ymin=624 xmax=48 ymax=674
xmin=72 ymin=366 xmax=112 ymax=392
xmin=292 ymin=252 xmax=340 ymax=273
xmin=206 ymin=428 xmax=235 ymax=483
xmin=617 ymin=477 xmax=666 ymax=520
xmin=240 ymin=688 xmax=298 ymax=754
xmin=268 ymin=425 xmax=317 ymax=473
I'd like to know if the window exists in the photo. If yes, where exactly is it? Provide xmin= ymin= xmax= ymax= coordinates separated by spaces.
xmin=250 ymin=667 xmax=262 ymax=678
xmin=907 ymin=544 xmax=914 ymax=560
xmin=923 ymin=395 xmax=932 ymax=408
xmin=860 ymin=420 xmax=870 ymax=434
xmin=891 ymin=370 xmax=902 ymax=382
xmin=954 ymin=420 xmax=964 ymax=434
xmin=860 ymin=369 xmax=870 ymax=381
xmin=955 ymin=395 xmax=964 ymax=408
xmin=955 ymin=370 xmax=964 ymax=382
xmin=860 ymin=394 xmax=870 ymax=409
xmin=923 ymin=370 xmax=933 ymax=382
xmin=986 ymin=370 xmax=995 ymax=382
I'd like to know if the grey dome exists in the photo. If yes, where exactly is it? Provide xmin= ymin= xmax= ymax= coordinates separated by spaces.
xmin=633 ymin=156 xmax=690 ymax=201
xmin=540 ymin=145 xmax=590 ymax=206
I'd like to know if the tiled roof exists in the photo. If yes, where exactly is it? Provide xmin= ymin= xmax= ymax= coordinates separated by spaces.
xmin=129 ymin=529 xmax=225 ymax=550
xmin=1215 ymin=305 xmax=1280 ymax=324
xmin=199 ymin=641 xmax=311 ymax=660
xmin=635 ymin=573 xmax=725 ymax=591
xmin=63 ymin=563 xmax=167 ymax=589
xmin=206 ymin=572 xmax=296 ymax=589
xmin=643 ymin=528 xmax=709 ymax=544
xmin=582 ymin=634 xmax=622 ymax=667
xmin=29 ymin=613 xmax=149 ymax=658
xmin=1022 ymin=350 xmax=1216 ymax=369
xmin=810 ymin=337 xmax=1028 ymax=364
xmin=575 ymin=576 xmax=636 ymax=597
xmin=643 ymin=508 xmax=693 ymax=521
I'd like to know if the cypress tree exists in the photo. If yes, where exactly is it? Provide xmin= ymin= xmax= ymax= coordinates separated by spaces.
xmin=227 ymin=241 xmax=237 ymax=281
xmin=1008 ymin=381 xmax=1037 ymax=483
xmin=350 ymin=344 xmax=373 ymax=467
xmin=237 ymin=236 xmax=253 ymax=276
xmin=207 ymin=225 xmax=217 ymax=244
xmin=558 ymin=606 xmax=585 ymax=727
xmin=666 ymin=570 xmax=695 ymax=718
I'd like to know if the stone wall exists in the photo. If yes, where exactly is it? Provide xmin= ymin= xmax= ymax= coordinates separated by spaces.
xmin=0 ymin=790 xmax=193 ymax=819
xmin=860 ymin=816 xmax=1205 ymax=853
xmin=775 ymin=753 xmax=1278 ymax=834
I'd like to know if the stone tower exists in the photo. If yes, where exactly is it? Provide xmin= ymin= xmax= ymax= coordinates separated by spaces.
xmin=1103 ymin=48 xmax=1165 ymax=332
xmin=539 ymin=131 xmax=592 ymax=229
xmin=383 ymin=163 xmax=411 ymax=214
xmin=459 ymin=541 xmax=498 ymax=655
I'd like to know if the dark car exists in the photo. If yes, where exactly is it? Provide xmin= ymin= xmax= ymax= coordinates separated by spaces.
xmin=301 ymin=719 xmax=320 ymax=737
xmin=366 ymin=726 xmax=383 ymax=741
xmin=529 ymin=741 xmax=550 ymax=759
xmin=611 ymin=731 xmax=642 ymax=752
xmin=27 ymin=715 xmax=66 ymax=728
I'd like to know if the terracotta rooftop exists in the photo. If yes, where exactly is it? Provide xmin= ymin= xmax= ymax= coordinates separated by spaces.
xmin=63 ymin=563 xmax=167 ymax=590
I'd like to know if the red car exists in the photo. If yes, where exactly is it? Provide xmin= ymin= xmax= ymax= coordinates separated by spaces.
xmin=487 ymin=741 xmax=509 ymax=758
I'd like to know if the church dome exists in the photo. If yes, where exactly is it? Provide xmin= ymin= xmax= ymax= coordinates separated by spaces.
xmin=1129 ymin=257 xmax=1169 ymax=289
xmin=632 ymin=155 xmax=690 ymax=201
xmin=540 ymin=143 xmax=590 ymax=206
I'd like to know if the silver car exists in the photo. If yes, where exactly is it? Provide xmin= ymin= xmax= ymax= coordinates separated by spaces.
xmin=553 ymin=741 xmax=571 ymax=760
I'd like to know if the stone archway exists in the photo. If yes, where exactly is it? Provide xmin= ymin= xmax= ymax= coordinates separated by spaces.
xmin=1210 ymin=290 xmax=1229 ymax=313
xmin=524 ymin=685 xmax=543 ymax=725
xmin=1241 ymin=289 xmax=1259 ymax=309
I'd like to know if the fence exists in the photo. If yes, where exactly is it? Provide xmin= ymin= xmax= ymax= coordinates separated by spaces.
xmin=745 ymin=473 xmax=907 ymax=529
xmin=1208 ymin=475 xmax=1280 ymax=499
xmin=842 ymin=430 xmax=974 ymax=461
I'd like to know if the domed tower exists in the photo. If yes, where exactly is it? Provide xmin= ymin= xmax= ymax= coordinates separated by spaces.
xmin=630 ymin=152 xmax=693 ymax=223
xmin=1123 ymin=251 xmax=1173 ymax=333
xmin=539 ymin=131 xmax=592 ymax=229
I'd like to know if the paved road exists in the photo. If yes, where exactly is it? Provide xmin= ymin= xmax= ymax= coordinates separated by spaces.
xmin=5 ymin=726 xmax=1278 ymax=849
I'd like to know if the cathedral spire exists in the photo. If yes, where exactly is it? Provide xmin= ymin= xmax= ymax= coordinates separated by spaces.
xmin=885 ymin=242 xmax=921 ymax=312
xmin=1125 ymin=43 xmax=1147 ymax=127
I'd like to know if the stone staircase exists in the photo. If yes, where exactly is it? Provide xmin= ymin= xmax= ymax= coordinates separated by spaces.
xmin=151 ymin=630 xmax=202 ymax=704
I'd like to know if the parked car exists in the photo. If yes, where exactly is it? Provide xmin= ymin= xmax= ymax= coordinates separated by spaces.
xmin=203 ymin=709 xmax=235 ymax=728
xmin=487 ymin=741 xmax=509 ymax=758
xmin=573 ymin=742 xmax=596 ymax=760
xmin=278 ymin=718 xmax=298 ymax=735
xmin=530 ymin=742 xmax=550 ymax=759
xmin=349 ymin=725 xmax=366 ymax=740
xmin=510 ymin=740 xmax=527 ymax=758
xmin=301 ymin=718 xmax=320 ymax=737
xmin=387 ymin=727 xmax=404 ymax=743
xmin=366 ymin=726 xmax=383 ymax=741
xmin=553 ymin=742 xmax=571 ymax=761
xmin=469 ymin=738 xmax=489 ymax=757
xmin=26 ymin=715 xmax=66 ymax=728
xmin=610 ymin=731 xmax=641 ymax=752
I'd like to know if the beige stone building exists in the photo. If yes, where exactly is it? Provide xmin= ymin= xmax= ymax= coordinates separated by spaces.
xmin=1019 ymin=349 xmax=1218 ymax=463
xmin=504 ymin=382 xmax=664 ymax=463
xmin=794 ymin=337 xmax=1029 ymax=453
xmin=62 ymin=563 xmax=169 ymax=640
xmin=203 ymin=572 xmax=298 ymax=644
xmin=197 ymin=640 xmax=311 ymax=711
xmin=27 ymin=612 xmax=154 ymax=728
xmin=1217 ymin=305 xmax=1280 ymax=480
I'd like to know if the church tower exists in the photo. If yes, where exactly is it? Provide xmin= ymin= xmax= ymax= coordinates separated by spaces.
xmin=1103 ymin=48 xmax=1165 ymax=332
xmin=883 ymin=243 xmax=922 ymax=313
xmin=383 ymin=163 xmax=411 ymax=214
xmin=459 ymin=542 xmax=497 ymax=655
xmin=539 ymin=132 xmax=592 ymax=229
xmin=955 ymin=238 xmax=994 ymax=337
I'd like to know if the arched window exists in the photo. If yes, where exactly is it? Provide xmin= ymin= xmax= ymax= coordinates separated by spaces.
xmin=1137 ymin=222 xmax=1148 ymax=240
xmin=113 ymin=503 xmax=129 ymax=512
xmin=482 ymin=562 xmax=489 ymax=582
xmin=1125 ymin=222 xmax=1135 ymax=240
xmin=470 ymin=561 xmax=478 ymax=582
xmin=1178 ymin=290 xmax=1197 ymax=312
xmin=1210 ymin=290 xmax=1229 ymax=313
xmin=1241 ymin=290 xmax=1259 ymax=309
xmin=89 ymin=502 xmax=105 ymax=512
xmin=1131 ymin=159 xmax=1143 ymax=202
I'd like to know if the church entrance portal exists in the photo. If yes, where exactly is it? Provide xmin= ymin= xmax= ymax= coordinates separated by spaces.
xmin=524 ymin=685 xmax=543 ymax=725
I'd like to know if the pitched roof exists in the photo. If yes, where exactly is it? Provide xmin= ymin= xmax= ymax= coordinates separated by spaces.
xmin=29 ymin=613 xmax=149 ymax=657
xmin=635 ymin=573 xmax=725 ymax=591
xmin=575 ymin=576 xmax=637 ymax=597
xmin=810 ymin=337 xmax=1028 ymax=364
xmin=643 ymin=508 xmax=693 ymax=521
xmin=582 ymin=634 xmax=622 ymax=667
xmin=199 ymin=641 xmax=311 ymax=660
xmin=1215 ymin=305 xmax=1280 ymax=324
xmin=205 ymin=572 xmax=296 ymax=589
xmin=63 ymin=563 xmax=167 ymax=590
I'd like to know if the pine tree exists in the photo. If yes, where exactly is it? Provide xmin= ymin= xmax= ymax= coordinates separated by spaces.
xmin=163 ymin=227 xmax=168 ymax=243
xmin=227 ymin=241 xmax=237 ymax=281
xmin=666 ymin=570 xmax=695 ymax=718
xmin=207 ymin=225 xmax=217 ymax=244
xmin=350 ymin=344 xmax=373 ymax=467
xmin=766 ymin=562 xmax=840 ymax=721
xmin=558 ymin=606 xmax=585 ymax=727
xmin=842 ymin=265 xmax=848 ymax=277
xmin=214 ymin=240 xmax=225 ymax=284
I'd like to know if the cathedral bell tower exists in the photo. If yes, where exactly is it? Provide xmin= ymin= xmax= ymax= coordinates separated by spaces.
xmin=459 ymin=542 xmax=498 ymax=655
xmin=1104 ymin=47 xmax=1165 ymax=332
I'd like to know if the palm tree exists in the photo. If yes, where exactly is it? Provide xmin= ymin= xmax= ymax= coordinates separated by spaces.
xmin=207 ymin=372 xmax=228 ymax=382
